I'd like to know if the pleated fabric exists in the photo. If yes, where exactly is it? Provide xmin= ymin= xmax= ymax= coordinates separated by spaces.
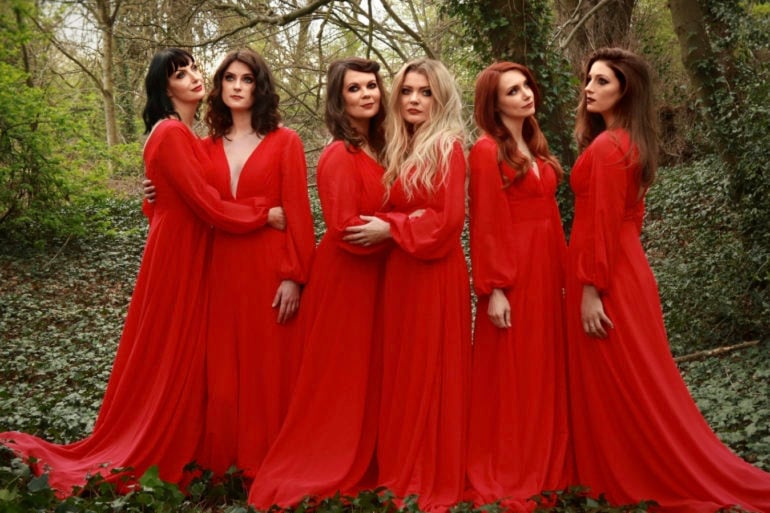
xmin=466 ymin=135 xmax=573 ymax=511
xmin=566 ymin=129 xmax=770 ymax=512
xmin=1 ymin=120 xmax=271 ymax=497
xmin=248 ymin=141 xmax=388 ymax=508
xmin=197 ymin=128 xmax=315 ymax=478
xmin=374 ymin=141 xmax=472 ymax=513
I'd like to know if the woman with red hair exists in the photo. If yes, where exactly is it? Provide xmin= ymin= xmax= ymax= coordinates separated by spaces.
xmin=466 ymin=61 xmax=572 ymax=510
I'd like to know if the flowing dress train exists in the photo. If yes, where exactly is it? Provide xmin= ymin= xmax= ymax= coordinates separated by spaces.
xmin=566 ymin=129 xmax=770 ymax=513
xmin=1 ymin=120 xmax=271 ymax=496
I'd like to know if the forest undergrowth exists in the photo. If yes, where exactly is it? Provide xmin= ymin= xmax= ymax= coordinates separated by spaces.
xmin=0 ymin=195 xmax=768 ymax=512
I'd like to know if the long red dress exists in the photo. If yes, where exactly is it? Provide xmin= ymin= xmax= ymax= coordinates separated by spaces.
xmin=197 ymin=127 xmax=315 ymax=477
xmin=248 ymin=141 xmax=389 ymax=508
xmin=566 ymin=129 xmax=770 ymax=512
xmin=375 ymin=141 xmax=471 ymax=513
xmin=0 ymin=120 xmax=272 ymax=496
xmin=466 ymin=135 xmax=572 ymax=510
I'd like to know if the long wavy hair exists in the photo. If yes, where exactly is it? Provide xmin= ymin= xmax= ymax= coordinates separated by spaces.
xmin=474 ymin=61 xmax=563 ymax=185
xmin=324 ymin=57 xmax=387 ymax=159
xmin=382 ymin=58 xmax=465 ymax=198
xmin=142 ymin=48 xmax=196 ymax=133
xmin=205 ymin=48 xmax=281 ymax=139
xmin=574 ymin=47 xmax=659 ymax=187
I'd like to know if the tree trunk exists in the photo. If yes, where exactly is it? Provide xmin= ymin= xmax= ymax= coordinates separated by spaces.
xmin=95 ymin=0 xmax=119 ymax=147
xmin=668 ymin=0 xmax=739 ymax=189
xmin=556 ymin=0 xmax=636 ymax=72
xmin=668 ymin=0 xmax=719 ymax=114
xmin=485 ymin=0 xmax=528 ymax=63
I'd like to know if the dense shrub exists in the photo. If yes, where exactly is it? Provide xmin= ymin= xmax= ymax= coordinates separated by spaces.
xmin=644 ymin=158 xmax=768 ymax=355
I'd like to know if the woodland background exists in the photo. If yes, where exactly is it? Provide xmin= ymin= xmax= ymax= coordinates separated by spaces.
xmin=0 ymin=0 xmax=769 ymax=511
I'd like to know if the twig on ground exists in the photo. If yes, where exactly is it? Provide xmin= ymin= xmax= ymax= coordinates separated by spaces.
xmin=674 ymin=340 xmax=760 ymax=364
xmin=43 ymin=234 xmax=73 ymax=269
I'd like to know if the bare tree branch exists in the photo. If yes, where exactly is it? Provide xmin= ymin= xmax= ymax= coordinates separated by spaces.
xmin=26 ymin=14 xmax=105 ymax=92
xmin=559 ymin=0 xmax=615 ymax=49
xmin=380 ymin=0 xmax=434 ymax=58
xmin=327 ymin=6 xmax=408 ymax=68
xmin=203 ymin=0 xmax=336 ymax=46
xmin=674 ymin=340 xmax=759 ymax=364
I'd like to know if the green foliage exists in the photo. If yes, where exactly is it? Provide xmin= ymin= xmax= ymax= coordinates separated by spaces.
xmin=532 ymin=486 xmax=657 ymax=513
xmin=441 ymin=0 xmax=576 ymax=158
xmin=0 ymin=2 xmax=120 ymax=248
xmin=0 ymin=450 xmax=249 ymax=512
xmin=441 ymin=0 xmax=577 ymax=232
xmin=308 ymin=187 xmax=325 ymax=241
xmin=0 ymin=197 xmax=147 ymax=442
xmin=0 ymin=60 xmax=79 ymax=244
xmin=1 ymin=196 xmax=768 ymax=512
xmin=644 ymin=157 xmax=768 ymax=353
xmin=0 ymin=446 xmax=663 ymax=513
xmin=679 ymin=341 xmax=770 ymax=471
xmin=647 ymin=0 xmax=770 ymax=349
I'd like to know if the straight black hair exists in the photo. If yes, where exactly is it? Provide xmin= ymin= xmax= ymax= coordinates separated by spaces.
xmin=142 ymin=48 xmax=195 ymax=133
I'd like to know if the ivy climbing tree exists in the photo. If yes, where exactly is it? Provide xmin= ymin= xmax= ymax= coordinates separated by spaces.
xmin=442 ymin=0 xmax=577 ymax=232
xmin=669 ymin=0 xmax=770 ymax=337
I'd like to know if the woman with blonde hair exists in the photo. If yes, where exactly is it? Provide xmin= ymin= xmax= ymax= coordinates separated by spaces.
xmin=345 ymin=58 xmax=470 ymax=513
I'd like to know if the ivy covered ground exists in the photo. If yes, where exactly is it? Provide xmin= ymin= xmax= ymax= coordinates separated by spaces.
xmin=1 ymin=197 xmax=768 ymax=512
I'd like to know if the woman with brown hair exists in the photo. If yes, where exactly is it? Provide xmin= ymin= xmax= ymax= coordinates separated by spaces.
xmin=566 ymin=47 xmax=770 ymax=511
xmin=248 ymin=57 xmax=390 ymax=508
xmin=197 ymin=48 xmax=315 ymax=478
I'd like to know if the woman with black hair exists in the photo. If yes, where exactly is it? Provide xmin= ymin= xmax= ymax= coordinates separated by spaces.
xmin=1 ymin=47 xmax=282 ymax=496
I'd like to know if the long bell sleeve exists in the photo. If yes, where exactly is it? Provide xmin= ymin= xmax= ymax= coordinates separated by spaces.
xmin=144 ymin=120 xmax=270 ymax=234
xmin=575 ymin=130 xmax=633 ymax=292
xmin=275 ymin=129 xmax=316 ymax=284
xmin=379 ymin=141 xmax=467 ymax=261
xmin=468 ymin=137 xmax=518 ymax=297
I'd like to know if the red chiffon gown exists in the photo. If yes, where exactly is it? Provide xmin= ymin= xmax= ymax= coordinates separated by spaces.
xmin=248 ymin=141 xmax=389 ymax=508
xmin=375 ymin=141 xmax=471 ymax=513
xmin=466 ymin=135 xmax=572 ymax=510
xmin=566 ymin=129 xmax=770 ymax=512
xmin=0 ymin=120 xmax=272 ymax=496
xmin=197 ymin=127 xmax=315 ymax=477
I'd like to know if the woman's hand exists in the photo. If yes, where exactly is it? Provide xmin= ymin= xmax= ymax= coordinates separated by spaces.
xmin=408 ymin=208 xmax=426 ymax=218
xmin=273 ymin=280 xmax=301 ymax=324
xmin=343 ymin=215 xmax=391 ymax=246
xmin=581 ymin=285 xmax=614 ymax=338
xmin=268 ymin=206 xmax=286 ymax=230
xmin=488 ymin=288 xmax=511 ymax=328
xmin=143 ymin=179 xmax=156 ymax=202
